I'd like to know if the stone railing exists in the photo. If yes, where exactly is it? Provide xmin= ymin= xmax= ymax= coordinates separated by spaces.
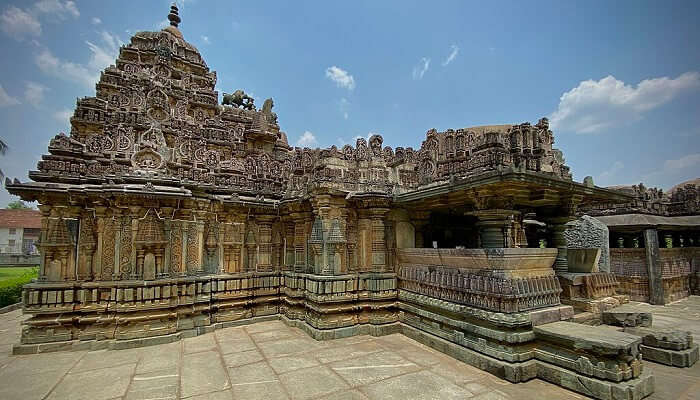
xmin=396 ymin=248 xmax=558 ymax=278
xmin=397 ymin=248 xmax=561 ymax=313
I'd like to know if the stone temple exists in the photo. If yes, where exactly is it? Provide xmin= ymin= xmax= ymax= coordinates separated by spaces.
xmin=5 ymin=5 xmax=700 ymax=400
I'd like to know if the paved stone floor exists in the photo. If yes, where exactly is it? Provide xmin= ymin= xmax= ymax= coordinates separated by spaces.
xmin=1 ymin=298 xmax=700 ymax=400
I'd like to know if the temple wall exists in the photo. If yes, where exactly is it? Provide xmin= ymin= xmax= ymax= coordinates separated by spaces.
xmin=18 ymin=197 xmax=404 ymax=349
xmin=610 ymin=247 xmax=698 ymax=303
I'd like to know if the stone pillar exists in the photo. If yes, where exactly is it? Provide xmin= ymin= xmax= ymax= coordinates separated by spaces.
xmin=161 ymin=207 xmax=173 ymax=277
xmin=663 ymin=233 xmax=673 ymax=248
xmin=469 ymin=210 xmax=519 ymax=249
xmin=291 ymin=212 xmax=309 ymax=273
xmin=411 ymin=211 xmax=430 ymax=248
xmin=544 ymin=196 xmax=580 ymax=275
xmin=644 ymin=228 xmax=665 ymax=305
xmin=256 ymin=216 xmax=274 ymax=272
xmin=370 ymin=208 xmax=389 ymax=273
xmin=283 ymin=220 xmax=295 ymax=271
xmin=112 ymin=208 xmax=123 ymax=280
xmin=357 ymin=216 xmax=372 ymax=272
xmin=549 ymin=219 xmax=570 ymax=275
xmin=37 ymin=205 xmax=51 ymax=281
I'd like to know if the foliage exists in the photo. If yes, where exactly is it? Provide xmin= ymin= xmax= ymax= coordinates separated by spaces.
xmin=0 ymin=137 xmax=6 ymax=181
xmin=6 ymin=200 xmax=32 ymax=209
xmin=0 ymin=267 xmax=37 ymax=308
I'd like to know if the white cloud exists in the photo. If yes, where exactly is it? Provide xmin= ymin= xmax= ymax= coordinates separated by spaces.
xmin=640 ymin=153 xmax=700 ymax=189
xmin=86 ymin=31 xmax=122 ymax=71
xmin=36 ymin=30 xmax=122 ymax=89
xmin=24 ymin=81 xmax=48 ymax=108
xmin=339 ymin=98 xmax=349 ymax=120
xmin=35 ymin=47 xmax=94 ymax=88
xmin=325 ymin=66 xmax=355 ymax=90
xmin=34 ymin=0 xmax=79 ymax=19
xmin=664 ymin=153 xmax=700 ymax=170
xmin=52 ymin=108 xmax=72 ymax=124
xmin=596 ymin=160 xmax=624 ymax=186
xmin=0 ymin=84 xmax=20 ymax=107
xmin=1 ymin=6 xmax=41 ymax=40
xmin=442 ymin=44 xmax=459 ymax=66
xmin=91 ymin=17 xmax=101 ymax=25
xmin=550 ymin=72 xmax=700 ymax=134
xmin=412 ymin=57 xmax=430 ymax=80
xmin=201 ymin=35 xmax=210 ymax=45
xmin=296 ymin=131 xmax=318 ymax=147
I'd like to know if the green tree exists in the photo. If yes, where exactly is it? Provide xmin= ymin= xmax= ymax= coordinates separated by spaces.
xmin=0 ymin=138 xmax=6 ymax=180
xmin=6 ymin=200 xmax=31 ymax=209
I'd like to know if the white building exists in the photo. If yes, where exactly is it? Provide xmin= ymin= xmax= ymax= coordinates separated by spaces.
xmin=0 ymin=209 xmax=41 ymax=255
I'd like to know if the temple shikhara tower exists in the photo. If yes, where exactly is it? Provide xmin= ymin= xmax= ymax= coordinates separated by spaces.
xmin=11 ymin=5 xmax=700 ymax=399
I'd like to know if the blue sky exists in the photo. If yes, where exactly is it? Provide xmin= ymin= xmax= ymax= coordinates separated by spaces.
xmin=0 ymin=0 xmax=699 ymax=207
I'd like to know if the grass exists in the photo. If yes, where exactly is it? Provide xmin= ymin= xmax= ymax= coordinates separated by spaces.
xmin=0 ymin=266 xmax=39 ymax=283
xmin=0 ymin=266 xmax=38 ymax=307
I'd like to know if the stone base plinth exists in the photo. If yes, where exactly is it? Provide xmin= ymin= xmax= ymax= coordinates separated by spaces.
xmin=640 ymin=344 xmax=699 ymax=367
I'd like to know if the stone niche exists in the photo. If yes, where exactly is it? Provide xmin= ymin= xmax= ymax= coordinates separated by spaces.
xmin=565 ymin=215 xmax=610 ymax=272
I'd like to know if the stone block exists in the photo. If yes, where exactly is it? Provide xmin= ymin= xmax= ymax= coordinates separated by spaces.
xmin=567 ymin=248 xmax=601 ymax=273
xmin=623 ymin=327 xmax=692 ymax=351
xmin=529 ymin=306 xmax=574 ymax=326
xmin=602 ymin=307 xmax=652 ymax=327
xmin=639 ymin=343 xmax=699 ymax=367
xmin=534 ymin=321 xmax=641 ymax=358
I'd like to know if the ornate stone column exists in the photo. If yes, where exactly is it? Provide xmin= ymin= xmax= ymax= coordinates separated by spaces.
xmin=161 ymin=207 xmax=173 ymax=278
xmin=256 ymin=216 xmax=274 ymax=272
xmin=544 ymin=196 xmax=581 ymax=275
xmin=291 ymin=212 xmax=310 ymax=273
xmin=411 ymin=211 xmax=431 ymax=248
xmin=283 ymin=219 xmax=295 ymax=271
xmin=469 ymin=209 xmax=520 ymax=249
xmin=548 ymin=218 xmax=571 ymax=274
xmin=37 ymin=205 xmax=51 ymax=281
xmin=369 ymin=208 xmax=390 ymax=273
xmin=111 ymin=208 xmax=123 ymax=280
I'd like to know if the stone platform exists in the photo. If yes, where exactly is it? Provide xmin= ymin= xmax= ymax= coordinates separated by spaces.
xmin=5 ymin=297 xmax=700 ymax=399
xmin=0 ymin=309 xmax=586 ymax=400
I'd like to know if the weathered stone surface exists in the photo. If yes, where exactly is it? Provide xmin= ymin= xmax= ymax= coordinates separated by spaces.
xmin=623 ymin=327 xmax=692 ymax=351
xmin=566 ymin=248 xmax=601 ymax=273
xmin=639 ymin=344 xmax=699 ymax=367
xmin=534 ymin=322 xmax=641 ymax=357
xmin=603 ymin=306 xmax=653 ymax=327
xmin=564 ymin=216 xmax=610 ymax=272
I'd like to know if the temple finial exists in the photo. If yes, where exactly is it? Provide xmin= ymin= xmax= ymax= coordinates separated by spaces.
xmin=168 ymin=3 xmax=181 ymax=28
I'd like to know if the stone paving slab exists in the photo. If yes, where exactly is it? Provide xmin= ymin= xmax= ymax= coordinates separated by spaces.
xmin=2 ymin=298 xmax=700 ymax=399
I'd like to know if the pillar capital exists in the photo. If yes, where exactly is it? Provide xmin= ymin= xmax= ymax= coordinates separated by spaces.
xmin=467 ymin=209 xmax=520 ymax=248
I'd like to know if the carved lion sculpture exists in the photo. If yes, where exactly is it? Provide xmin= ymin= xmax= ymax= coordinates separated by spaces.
xmin=262 ymin=98 xmax=278 ymax=123
xmin=222 ymin=89 xmax=255 ymax=110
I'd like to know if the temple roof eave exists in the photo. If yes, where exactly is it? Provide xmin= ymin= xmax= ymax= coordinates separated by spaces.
xmin=5 ymin=180 xmax=193 ymax=201
xmin=393 ymin=169 xmax=634 ymax=208
xmin=595 ymin=213 xmax=700 ymax=230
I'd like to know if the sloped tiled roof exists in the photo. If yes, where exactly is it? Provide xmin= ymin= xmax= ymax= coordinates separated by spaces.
xmin=0 ymin=209 xmax=42 ymax=229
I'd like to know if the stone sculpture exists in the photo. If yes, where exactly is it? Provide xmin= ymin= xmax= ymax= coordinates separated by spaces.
xmin=565 ymin=215 xmax=611 ymax=272
xmin=223 ymin=89 xmax=255 ymax=110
